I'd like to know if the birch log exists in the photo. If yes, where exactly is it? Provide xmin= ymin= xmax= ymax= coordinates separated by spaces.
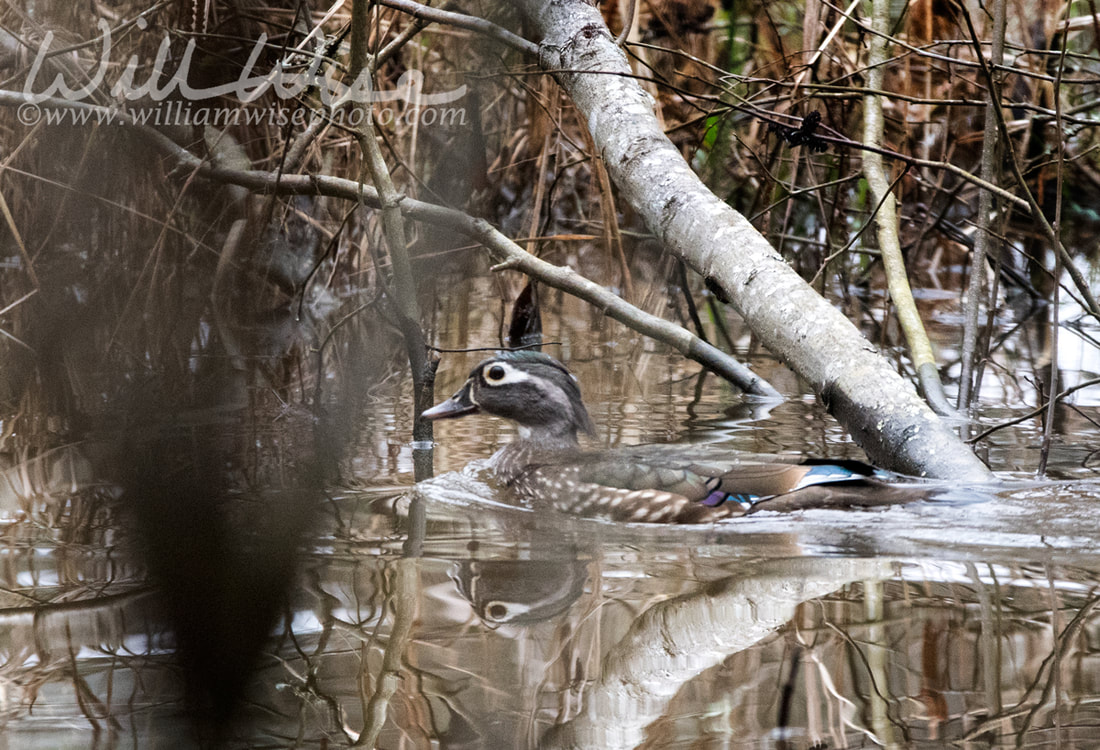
xmin=515 ymin=0 xmax=990 ymax=480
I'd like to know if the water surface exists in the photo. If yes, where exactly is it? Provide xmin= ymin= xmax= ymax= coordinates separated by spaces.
xmin=2 ymin=271 xmax=1099 ymax=750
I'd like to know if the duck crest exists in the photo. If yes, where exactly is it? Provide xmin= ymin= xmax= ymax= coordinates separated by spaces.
xmin=425 ymin=353 xmax=887 ymax=523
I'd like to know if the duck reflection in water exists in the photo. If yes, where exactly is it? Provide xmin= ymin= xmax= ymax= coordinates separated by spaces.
xmin=452 ymin=557 xmax=589 ymax=626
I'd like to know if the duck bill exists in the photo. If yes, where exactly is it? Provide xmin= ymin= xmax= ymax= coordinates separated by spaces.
xmin=422 ymin=384 xmax=479 ymax=421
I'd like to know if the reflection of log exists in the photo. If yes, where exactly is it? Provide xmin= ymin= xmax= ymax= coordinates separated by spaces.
xmin=539 ymin=558 xmax=895 ymax=750
xmin=0 ymin=444 xmax=94 ymax=515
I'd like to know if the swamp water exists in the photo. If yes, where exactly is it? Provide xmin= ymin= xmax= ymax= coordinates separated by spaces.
xmin=2 ymin=271 xmax=1100 ymax=750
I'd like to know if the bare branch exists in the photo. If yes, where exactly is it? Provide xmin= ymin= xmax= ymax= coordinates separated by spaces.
xmin=375 ymin=0 xmax=537 ymax=56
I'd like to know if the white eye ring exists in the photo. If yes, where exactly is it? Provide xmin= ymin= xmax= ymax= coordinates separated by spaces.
xmin=481 ymin=362 xmax=530 ymax=385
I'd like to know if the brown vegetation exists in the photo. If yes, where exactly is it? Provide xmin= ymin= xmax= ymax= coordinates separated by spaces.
xmin=0 ymin=0 xmax=1097 ymax=466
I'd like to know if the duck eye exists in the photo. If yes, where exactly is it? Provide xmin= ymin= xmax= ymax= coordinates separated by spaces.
xmin=485 ymin=365 xmax=506 ymax=383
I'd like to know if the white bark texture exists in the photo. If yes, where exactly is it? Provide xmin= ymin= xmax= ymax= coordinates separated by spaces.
xmin=517 ymin=0 xmax=990 ymax=480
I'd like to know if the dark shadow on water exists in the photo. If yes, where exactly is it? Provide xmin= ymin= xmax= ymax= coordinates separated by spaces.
xmin=113 ymin=392 xmax=326 ymax=738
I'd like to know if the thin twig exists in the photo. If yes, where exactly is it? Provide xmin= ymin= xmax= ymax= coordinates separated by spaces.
xmin=957 ymin=0 xmax=1007 ymax=411
xmin=966 ymin=378 xmax=1100 ymax=445
xmin=375 ymin=0 xmax=537 ymax=56
xmin=1038 ymin=9 xmax=1071 ymax=476
xmin=347 ymin=0 xmax=435 ymax=482
xmin=615 ymin=0 xmax=637 ymax=47
xmin=952 ymin=2 xmax=1100 ymax=323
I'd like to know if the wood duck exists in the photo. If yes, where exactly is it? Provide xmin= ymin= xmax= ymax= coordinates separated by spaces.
xmin=423 ymin=351 xmax=889 ymax=524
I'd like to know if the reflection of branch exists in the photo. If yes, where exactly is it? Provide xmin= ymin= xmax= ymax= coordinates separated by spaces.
xmin=539 ymin=559 xmax=895 ymax=750
xmin=962 ymin=594 xmax=1100 ymax=742
xmin=356 ymin=558 xmax=419 ymax=747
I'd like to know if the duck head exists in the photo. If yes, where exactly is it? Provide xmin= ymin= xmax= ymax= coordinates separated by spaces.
xmin=423 ymin=351 xmax=595 ymax=446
